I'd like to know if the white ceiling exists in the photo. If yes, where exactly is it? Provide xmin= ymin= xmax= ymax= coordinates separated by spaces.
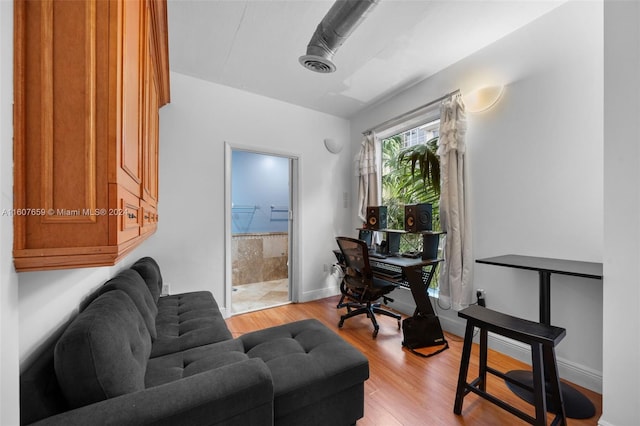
xmin=167 ymin=0 xmax=566 ymax=118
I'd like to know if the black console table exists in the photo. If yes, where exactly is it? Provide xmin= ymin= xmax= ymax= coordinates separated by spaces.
xmin=476 ymin=254 xmax=602 ymax=419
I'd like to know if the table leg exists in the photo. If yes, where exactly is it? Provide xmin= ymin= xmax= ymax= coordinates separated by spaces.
xmin=404 ymin=265 xmax=436 ymax=317
xmin=505 ymin=270 xmax=595 ymax=419
xmin=539 ymin=271 xmax=552 ymax=326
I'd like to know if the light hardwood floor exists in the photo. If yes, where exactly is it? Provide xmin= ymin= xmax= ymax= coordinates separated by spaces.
xmin=226 ymin=296 xmax=602 ymax=426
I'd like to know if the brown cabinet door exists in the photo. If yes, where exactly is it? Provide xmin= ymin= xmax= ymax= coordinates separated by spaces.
xmin=142 ymin=40 xmax=160 ymax=206
xmin=14 ymin=0 xmax=110 ymax=253
xmin=118 ymin=0 xmax=144 ymax=195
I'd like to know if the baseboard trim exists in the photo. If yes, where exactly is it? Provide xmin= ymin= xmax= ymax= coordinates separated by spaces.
xmin=299 ymin=286 xmax=340 ymax=303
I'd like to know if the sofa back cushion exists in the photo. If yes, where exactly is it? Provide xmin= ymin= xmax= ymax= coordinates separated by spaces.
xmin=20 ymin=333 xmax=69 ymax=424
xmin=131 ymin=256 xmax=163 ymax=302
xmin=99 ymin=269 xmax=158 ymax=339
xmin=54 ymin=290 xmax=151 ymax=409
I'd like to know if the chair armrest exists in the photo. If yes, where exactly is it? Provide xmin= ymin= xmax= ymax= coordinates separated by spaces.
xmin=28 ymin=358 xmax=274 ymax=426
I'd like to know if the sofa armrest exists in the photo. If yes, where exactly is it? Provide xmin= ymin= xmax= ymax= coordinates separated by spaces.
xmin=28 ymin=358 xmax=274 ymax=426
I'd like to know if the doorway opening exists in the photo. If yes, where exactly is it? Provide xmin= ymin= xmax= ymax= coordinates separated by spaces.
xmin=224 ymin=144 xmax=299 ymax=315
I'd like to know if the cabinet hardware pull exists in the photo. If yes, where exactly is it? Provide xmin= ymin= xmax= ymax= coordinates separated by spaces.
xmin=128 ymin=213 xmax=137 ymax=219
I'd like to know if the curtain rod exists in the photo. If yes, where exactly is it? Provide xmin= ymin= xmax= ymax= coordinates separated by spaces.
xmin=362 ymin=89 xmax=460 ymax=136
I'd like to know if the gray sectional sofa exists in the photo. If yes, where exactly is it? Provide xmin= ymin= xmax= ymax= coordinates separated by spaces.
xmin=20 ymin=257 xmax=369 ymax=425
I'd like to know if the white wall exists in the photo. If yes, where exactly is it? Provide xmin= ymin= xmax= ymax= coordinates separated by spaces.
xmin=601 ymin=1 xmax=640 ymax=425
xmin=17 ymin=245 xmax=156 ymax=362
xmin=148 ymin=72 xmax=351 ymax=308
xmin=0 ymin=1 xmax=19 ymax=425
xmin=350 ymin=0 xmax=603 ymax=393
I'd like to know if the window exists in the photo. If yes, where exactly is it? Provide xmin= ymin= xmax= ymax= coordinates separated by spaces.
xmin=380 ymin=119 xmax=441 ymax=290
xmin=381 ymin=118 xmax=440 ymax=230
xmin=400 ymin=119 xmax=440 ymax=148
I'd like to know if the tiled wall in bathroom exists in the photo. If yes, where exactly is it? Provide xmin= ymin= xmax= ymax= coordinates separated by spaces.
xmin=232 ymin=233 xmax=288 ymax=285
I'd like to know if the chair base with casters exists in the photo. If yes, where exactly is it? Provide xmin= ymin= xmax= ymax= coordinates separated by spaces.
xmin=338 ymin=298 xmax=401 ymax=338
xmin=338 ymin=276 xmax=401 ymax=338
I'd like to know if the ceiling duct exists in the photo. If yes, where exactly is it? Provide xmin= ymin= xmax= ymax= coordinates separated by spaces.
xmin=299 ymin=0 xmax=380 ymax=73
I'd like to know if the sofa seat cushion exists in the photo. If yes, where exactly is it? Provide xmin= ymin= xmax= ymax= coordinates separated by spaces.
xmin=239 ymin=319 xmax=369 ymax=419
xmin=151 ymin=292 xmax=232 ymax=358
xmin=98 ymin=269 xmax=158 ymax=339
xmin=145 ymin=339 xmax=251 ymax=388
xmin=54 ymin=290 xmax=152 ymax=409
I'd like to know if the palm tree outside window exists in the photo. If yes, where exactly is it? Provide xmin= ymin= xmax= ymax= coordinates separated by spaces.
xmin=380 ymin=119 xmax=441 ymax=290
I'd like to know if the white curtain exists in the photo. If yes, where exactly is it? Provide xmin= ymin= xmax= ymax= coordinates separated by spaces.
xmin=437 ymin=94 xmax=473 ymax=310
xmin=356 ymin=133 xmax=379 ymax=223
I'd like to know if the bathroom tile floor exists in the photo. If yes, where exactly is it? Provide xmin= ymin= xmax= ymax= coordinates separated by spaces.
xmin=231 ymin=278 xmax=289 ymax=314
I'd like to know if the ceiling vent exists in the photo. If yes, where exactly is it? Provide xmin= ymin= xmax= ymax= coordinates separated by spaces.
xmin=299 ymin=0 xmax=379 ymax=73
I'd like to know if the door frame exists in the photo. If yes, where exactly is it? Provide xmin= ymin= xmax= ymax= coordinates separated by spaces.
xmin=223 ymin=142 xmax=300 ymax=316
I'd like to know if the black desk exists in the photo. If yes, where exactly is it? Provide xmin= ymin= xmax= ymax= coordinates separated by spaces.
xmin=370 ymin=255 xmax=443 ymax=317
xmin=476 ymin=254 xmax=603 ymax=419
xmin=476 ymin=255 xmax=602 ymax=326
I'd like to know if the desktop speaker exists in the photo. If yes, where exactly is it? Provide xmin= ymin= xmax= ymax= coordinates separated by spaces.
xmin=385 ymin=233 xmax=401 ymax=255
xmin=422 ymin=233 xmax=440 ymax=260
xmin=358 ymin=229 xmax=373 ymax=248
xmin=366 ymin=206 xmax=387 ymax=230
xmin=405 ymin=203 xmax=432 ymax=232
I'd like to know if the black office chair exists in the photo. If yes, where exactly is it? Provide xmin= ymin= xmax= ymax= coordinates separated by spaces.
xmin=335 ymin=237 xmax=401 ymax=338
xmin=334 ymin=230 xmax=373 ymax=309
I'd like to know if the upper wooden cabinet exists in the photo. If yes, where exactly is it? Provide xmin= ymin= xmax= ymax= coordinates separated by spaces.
xmin=13 ymin=0 xmax=170 ymax=272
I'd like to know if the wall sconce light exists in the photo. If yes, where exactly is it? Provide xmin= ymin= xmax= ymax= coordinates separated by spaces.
xmin=324 ymin=138 xmax=343 ymax=154
xmin=464 ymin=85 xmax=504 ymax=113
